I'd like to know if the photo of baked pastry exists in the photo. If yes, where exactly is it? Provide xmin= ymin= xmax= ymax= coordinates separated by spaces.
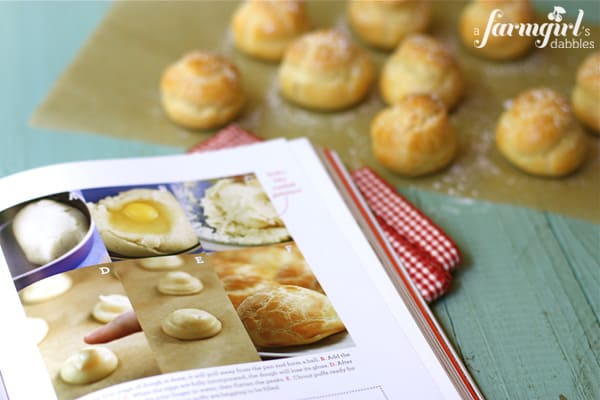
xmin=0 ymin=191 xmax=110 ymax=290
xmin=83 ymin=185 xmax=201 ymax=258
xmin=207 ymin=242 xmax=351 ymax=357
xmin=171 ymin=174 xmax=291 ymax=248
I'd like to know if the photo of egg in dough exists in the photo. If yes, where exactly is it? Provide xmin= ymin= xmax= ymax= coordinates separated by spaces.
xmin=86 ymin=187 xmax=199 ymax=258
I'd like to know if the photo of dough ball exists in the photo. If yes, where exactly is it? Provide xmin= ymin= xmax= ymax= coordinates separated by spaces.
xmin=496 ymin=88 xmax=588 ymax=177
xmin=160 ymin=51 xmax=245 ymax=129
xmin=12 ymin=199 xmax=89 ymax=266
xmin=347 ymin=0 xmax=431 ymax=50
xmin=278 ymin=29 xmax=374 ymax=111
xmin=86 ymin=187 xmax=199 ymax=258
xmin=572 ymin=52 xmax=600 ymax=135
xmin=371 ymin=94 xmax=458 ymax=177
xmin=237 ymin=285 xmax=346 ymax=348
xmin=0 ymin=192 xmax=106 ymax=291
xmin=231 ymin=0 xmax=311 ymax=61
xmin=459 ymin=0 xmax=534 ymax=60
xmin=380 ymin=34 xmax=464 ymax=109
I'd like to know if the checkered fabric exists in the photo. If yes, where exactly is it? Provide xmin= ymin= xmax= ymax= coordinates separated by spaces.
xmin=351 ymin=168 xmax=462 ymax=272
xmin=375 ymin=216 xmax=452 ymax=302
xmin=188 ymin=125 xmax=262 ymax=153
xmin=189 ymin=125 xmax=461 ymax=302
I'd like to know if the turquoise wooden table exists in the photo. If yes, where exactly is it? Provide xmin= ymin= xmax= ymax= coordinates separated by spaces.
xmin=1 ymin=2 xmax=598 ymax=400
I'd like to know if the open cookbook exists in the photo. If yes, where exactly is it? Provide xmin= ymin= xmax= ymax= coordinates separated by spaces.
xmin=0 ymin=138 xmax=483 ymax=400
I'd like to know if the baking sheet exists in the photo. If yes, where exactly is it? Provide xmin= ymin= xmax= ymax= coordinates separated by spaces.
xmin=30 ymin=1 xmax=600 ymax=222
xmin=22 ymin=267 xmax=160 ymax=400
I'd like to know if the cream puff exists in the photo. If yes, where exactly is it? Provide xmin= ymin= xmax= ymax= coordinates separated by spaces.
xmin=459 ymin=0 xmax=534 ymax=60
xmin=496 ymin=88 xmax=588 ymax=177
xmin=231 ymin=0 xmax=311 ymax=61
xmin=371 ymin=94 xmax=458 ymax=176
xmin=347 ymin=0 xmax=431 ymax=50
xmin=572 ymin=52 xmax=600 ymax=135
xmin=278 ymin=29 xmax=374 ymax=111
xmin=160 ymin=51 xmax=245 ymax=129
xmin=380 ymin=34 xmax=464 ymax=109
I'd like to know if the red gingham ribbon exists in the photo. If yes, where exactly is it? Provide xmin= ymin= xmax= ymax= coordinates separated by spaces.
xmin=188 ymin=125 xmax=262 ymax=153
xmin=351 ymin=168 xmax=461 ymax=272
xmin=189 ymin=125 xmax=461 ymax=302
xmin=376 ymin=216 xmax=451 ymax=302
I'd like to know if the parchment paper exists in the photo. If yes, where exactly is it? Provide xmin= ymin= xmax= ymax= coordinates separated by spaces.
xmin=115 ymin=255 xmax=260 ymax=374
xmin=22 ymin=267 xmax=160 ymax=400
xmin=31 ymin=1 xmax=600 ymax=222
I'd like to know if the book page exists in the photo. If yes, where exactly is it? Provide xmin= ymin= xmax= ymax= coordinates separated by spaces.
xmin=0 ymin=139 xmax=461 ymax=400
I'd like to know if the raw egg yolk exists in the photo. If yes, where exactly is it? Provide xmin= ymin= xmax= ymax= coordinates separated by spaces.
xmin=109 ymin=201 xmax=171 ymax=234
xmin=123 ymin=202 xmax=159 ymax=222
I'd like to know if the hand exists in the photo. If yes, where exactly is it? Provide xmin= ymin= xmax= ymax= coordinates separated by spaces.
xmin=84 ymin=310 xmax=141 ymax=344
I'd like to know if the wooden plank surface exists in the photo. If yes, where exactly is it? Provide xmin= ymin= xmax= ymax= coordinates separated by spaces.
xmin=403 ymin=189 xmax=600 ymax=400
xmin=0 ymin=2 xmax=598 ymax=400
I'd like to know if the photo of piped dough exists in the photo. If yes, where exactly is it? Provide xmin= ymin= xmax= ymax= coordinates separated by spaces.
xmin=161 ymin=308 xmax=222 ymax=340
xmin=114 ymin=255 xmax=261 ymax=373
xmin=92 ymin=294 xmax=133 ymax=323
xmin=20 ymin=273 xmax=73 ymax=304
xmin=88 ymin=188 xmax=198 ymax=257
xmin=137 ymin=255 xmax=184 ymax=270
xmin=59 ymin=347 xmax=119 ymax=385
xmin=157 ymin=271 xmax=203 ymax=295
xmin=199 ymin=176 xmax=290 ymax=245
xmin=20 ymin=267 xmax=160 ymax=400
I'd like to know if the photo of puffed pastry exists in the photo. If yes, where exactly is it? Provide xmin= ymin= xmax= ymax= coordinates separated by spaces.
xmin=206 ymin=243 xmax=351 ymax=354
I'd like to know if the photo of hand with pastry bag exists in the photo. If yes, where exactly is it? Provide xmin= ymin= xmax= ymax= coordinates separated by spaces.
xmin=82 ymin=184 xmax=202 ymax=259
xmin=0 ymin=191 xmax=110 ymax=290
xmin=18 ymin=265 xmax=160 ymax=400
xmin=170 ymin=173 xmax=292 ymax=250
